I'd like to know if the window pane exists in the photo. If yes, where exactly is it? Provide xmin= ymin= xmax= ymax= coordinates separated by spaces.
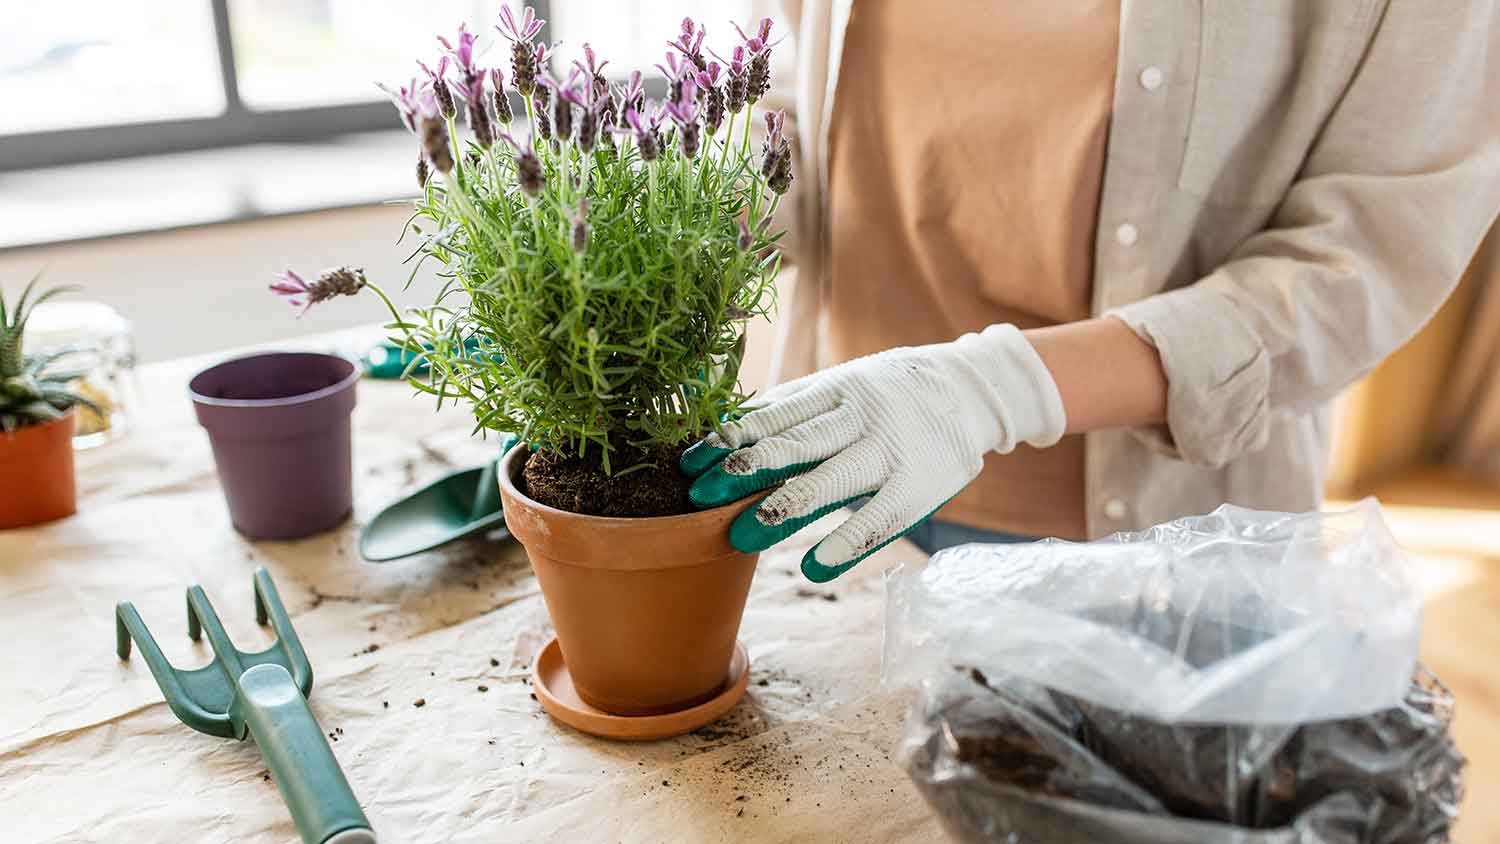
xmin=230 ymin=0 xmax=499 ymax=110
xmin=549 ymin=1 xmax=754 ymax=77
xmin=1 ymin=2 xmax=225 ymax=135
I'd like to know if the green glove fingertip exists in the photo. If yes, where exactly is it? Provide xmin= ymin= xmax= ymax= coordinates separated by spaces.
xmin=690 ymin=464 xmax=763 ymax=508
xmin=679 ymin=439 xmax=733 ymax=479
xmin=800 ymin=546 xmax=862 ymax=583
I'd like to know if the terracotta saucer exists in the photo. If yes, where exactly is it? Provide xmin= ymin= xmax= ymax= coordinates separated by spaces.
xmin=531 ymin=637 xmax=750 ymax=741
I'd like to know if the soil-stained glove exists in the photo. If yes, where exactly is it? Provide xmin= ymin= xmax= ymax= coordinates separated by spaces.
xmin=681 ymin=324 xmax=1065 ymax=582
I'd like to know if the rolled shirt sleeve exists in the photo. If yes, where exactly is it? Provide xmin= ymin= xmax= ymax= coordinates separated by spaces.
xmin=1110 ymin=0 xmax=1500 ymax=468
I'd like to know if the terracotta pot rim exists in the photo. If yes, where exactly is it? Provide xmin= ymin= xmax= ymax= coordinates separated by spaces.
xmin=498 ymin=443 xmax=748 ymax=528
xmin=0 ymin=407 xmax=77 ymax=442
xmin=188 ymin=351 xmax=359 ymax=410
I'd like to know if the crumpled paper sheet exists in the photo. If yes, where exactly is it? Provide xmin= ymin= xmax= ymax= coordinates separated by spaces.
xmin=0 ymin=329 xmax=942 ymax=842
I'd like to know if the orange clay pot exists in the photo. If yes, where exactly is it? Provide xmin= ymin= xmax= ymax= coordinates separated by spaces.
xmin=498 ymin=444 xmax=760 ymax=717
xmin=0 ymin=410 xmax=77 ymax=529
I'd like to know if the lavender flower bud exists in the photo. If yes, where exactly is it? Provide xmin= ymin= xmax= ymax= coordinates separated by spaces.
xmin=310 ymin=266 xmax=367 ymax=304
xmin=420 ymin=115 xmax=454 ymax=173
xmin=638 ymin=128 xmax=659 ymax=162
xmin=534 ymin=98 xmax=552 ymax=140
xmin=467 ymin=93 xmax=494 ymax=149
xmin=768 ymin=149 xmax=793 ymax=194
xmin=726 ymin=70 xmax=748 ymax=114
xmin=516 ymin=149 xmax=544 ymax=196
xmin=704 ymin=86 xmax=725 ymax=135
xmin=511 ymin=41 xmax=538 ymax=97
xmin=680 ymin=121 xmax=701 ymax=159
xmin=571 ymin=202 xmax=589 ymax=252
xmin=577 ymin=109 xmax=598 ymax=153
xmin=434 ymin=82 xmax=456 ymax=119
xmin=552 ymin=96 xmax=573 ymax=142
xmin=737 ymin=219 xmax=753 ymax=251
xmin=416 ymin=151 xmax=430 ymax=187
xmin=748 ymin=52 xmax=770 ymax=105
xmin=491 ymin=70 xmax=513 ymax=126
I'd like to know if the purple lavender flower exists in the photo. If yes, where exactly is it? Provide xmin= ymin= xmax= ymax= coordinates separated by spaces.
xmin=661 ymin=78 xmax=702 ymax=158
xmin=418 ymin=57 xmax=456 ymax=119
xmin=490 ymin=68 xmax=513 ymax=126
xmin=656 ymin=52 xmax=693 ymax=103
xmin=732 ymin=18 xmax=780 ymax=104
xmin=572 ymin=42 xmax=610 ymax=89
xmin=497 ymin=5 xmax=545 ymax=43
xmin=576 ymin=91 xmax=609 ymax=153
xmin=695 ymin=63 xmax=725 ymax=134
xmin=613 ymin=105 xmax=662 ymax=162
xmin=711 ymin=45 xmax=749 ymax=113
xmin=764 ymin=109 xmax=786 ymax=150
xmin=449 ymin=69 xmax=494 ymax=149
xmin=437 ymin=24 xmax=479 ymax=75
xmin=668 ymin=17 xmax=708 ymax=71
xmin=269 ymin=267 xmax=367 ymax=315
xmin=614 ymin=71 xmax=645 ymax=128
xmin=375 ymin=77 xmax=424 ymax=132
xmin=500 ymin=131 xmax=544 ymax=196
xmin=761 ymin=109 xmax=792 ymax=192
xmin=541 ymin=68 xmax=588 ymax=143
xmin=497 ymin=5 xmax=546 ymax=96
xmin=417 ymin=89 xmax=454 ymax=173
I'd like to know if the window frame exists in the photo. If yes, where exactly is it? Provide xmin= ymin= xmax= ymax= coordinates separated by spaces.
xmin=0 ymin=0 xmax=555 ymax=173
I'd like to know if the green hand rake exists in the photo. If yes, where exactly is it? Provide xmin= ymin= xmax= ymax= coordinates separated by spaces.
xmin=115 ymin=568 xmax=376 ymax=844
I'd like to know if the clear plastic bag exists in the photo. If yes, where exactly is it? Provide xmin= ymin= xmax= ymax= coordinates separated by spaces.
xmin=886 ymin=502 xmax=1465 ymax=843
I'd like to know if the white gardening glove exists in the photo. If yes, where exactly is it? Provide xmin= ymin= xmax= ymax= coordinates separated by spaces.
xmin=680 ymin=324 xmax=1065 ymax=581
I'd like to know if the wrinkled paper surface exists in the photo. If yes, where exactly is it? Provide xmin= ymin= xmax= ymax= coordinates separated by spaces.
xmin=0 ymin=329 xmax=939 ymax=843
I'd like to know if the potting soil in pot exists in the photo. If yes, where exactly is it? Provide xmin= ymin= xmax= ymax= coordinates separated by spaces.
xmin=522 ymin=439 xmax=694 ymax=517
xmin=883 ymin=502 xmax=1463 ymax=843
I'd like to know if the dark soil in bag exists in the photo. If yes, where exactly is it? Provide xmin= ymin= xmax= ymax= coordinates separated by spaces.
xmin=903 ymin=665 xmax=1465 ymax=844
xmin=522 ymin=438 xmax=694 ymax=517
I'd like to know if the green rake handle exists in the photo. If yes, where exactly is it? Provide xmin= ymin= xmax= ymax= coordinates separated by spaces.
xmin=237 ymin=663 xmax=375 ymax=844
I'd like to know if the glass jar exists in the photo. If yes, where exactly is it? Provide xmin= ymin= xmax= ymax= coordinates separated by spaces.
xmin=23 ymin=302 xmax=139 ymax=448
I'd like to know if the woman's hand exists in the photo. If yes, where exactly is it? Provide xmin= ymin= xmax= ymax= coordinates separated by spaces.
xmin=680 ymin=324 xmax=1066 ymax=581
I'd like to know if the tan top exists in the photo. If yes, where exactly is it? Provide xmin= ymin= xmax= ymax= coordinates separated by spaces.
xmin=768 ymin=0 xmax=1500 ymax=538
xmin=825 ymin=0 xmax=1118 ymax=539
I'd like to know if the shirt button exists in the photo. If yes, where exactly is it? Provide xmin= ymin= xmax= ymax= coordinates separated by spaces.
xmin=1115 ymin=223 xmax=1139 ymax=246
xmin=1103 ymin=498 xmax=1128 ymax=520
xmin=1139 ymin=66 xmax=1164 ymax=91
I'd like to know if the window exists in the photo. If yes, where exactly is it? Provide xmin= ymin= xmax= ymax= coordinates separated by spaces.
xmin=229 ymin=0 xmax=496 ymax=110
xmin=0 ymin=1 xmax=768 ymax=173
xmin=550 ymin=2 xmax=755 ymax=76
xmin=3 ymin=1 xmax=226 ymax=135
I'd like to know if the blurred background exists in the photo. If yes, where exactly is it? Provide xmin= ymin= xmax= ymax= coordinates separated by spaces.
xmin=0 ymin=0 xmax=771 ymax=360
xmin=2 ymin=3 xmax=1499 ymax=831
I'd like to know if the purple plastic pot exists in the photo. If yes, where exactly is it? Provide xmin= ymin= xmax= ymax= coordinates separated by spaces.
xmin=190 ymin=352 xmax=358 ymax=540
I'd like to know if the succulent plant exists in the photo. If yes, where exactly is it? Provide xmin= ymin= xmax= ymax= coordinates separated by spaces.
xmin=1 ymin=277 xmax=96 ymax=433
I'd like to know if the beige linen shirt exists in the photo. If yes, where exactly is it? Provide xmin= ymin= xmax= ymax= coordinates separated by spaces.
xmin=768 ymin=0 xmax=1500 ymax=538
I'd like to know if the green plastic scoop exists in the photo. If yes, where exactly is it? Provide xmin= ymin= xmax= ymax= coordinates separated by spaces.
xmin=115 ymin=568 xmax=375 ymax=844
xmin=358 ymin=435 xmax=517 ymax=562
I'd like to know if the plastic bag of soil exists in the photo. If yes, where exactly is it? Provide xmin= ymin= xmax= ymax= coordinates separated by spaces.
xmin=885 ymin=502 xmax=1465 ymax=843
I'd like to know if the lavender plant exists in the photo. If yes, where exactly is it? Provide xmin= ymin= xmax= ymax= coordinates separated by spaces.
xmin=278 ymin=9 xmax=790 ymax=474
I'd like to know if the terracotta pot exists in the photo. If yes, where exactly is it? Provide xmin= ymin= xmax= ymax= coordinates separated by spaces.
xmin=0 ymin=410 xmax=77 ymax=529
xmin=497 ymin=445 xmax=760 ymax=717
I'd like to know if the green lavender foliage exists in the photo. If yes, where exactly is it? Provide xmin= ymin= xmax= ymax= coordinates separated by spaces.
xmin=0 ymin=276 xmax=95 ymax=432
xmin=386 ymin=108 xmax=783 ymax=473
